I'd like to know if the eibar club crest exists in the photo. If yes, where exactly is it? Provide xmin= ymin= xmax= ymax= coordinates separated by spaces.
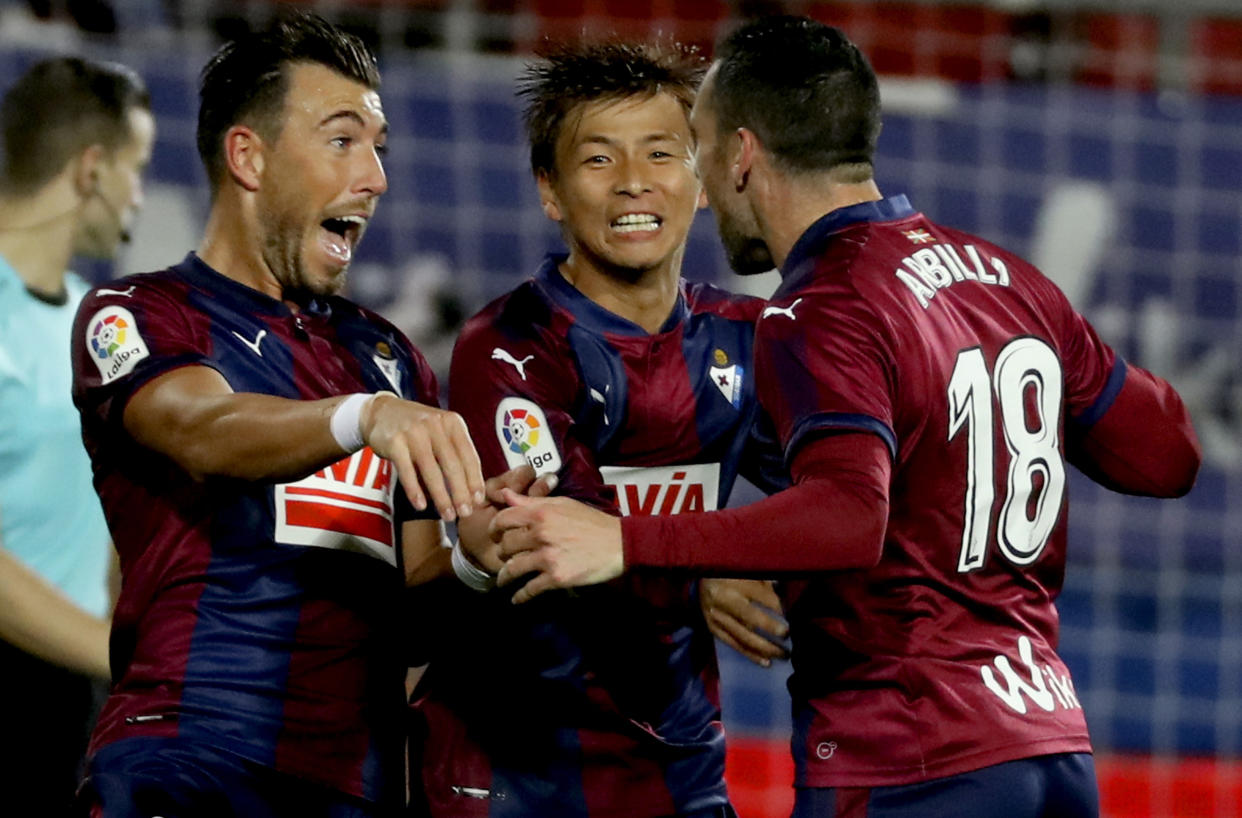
xmin=373 ymin=340 xmax=402 ymax=392
xmin=709 ymin=348 xmax=743 ymax=409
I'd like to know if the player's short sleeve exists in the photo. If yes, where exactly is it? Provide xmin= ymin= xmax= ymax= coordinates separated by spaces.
xmin=448 ymin=305 xmax=613 ymax=511
xmin=71 ymin=281 xmax=212 ymax=429
xmin=754 ymin=287 xmax=898 ymax=466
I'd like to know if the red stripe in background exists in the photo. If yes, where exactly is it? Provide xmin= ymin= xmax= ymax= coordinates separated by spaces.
xmin=286 ymin=502 xmax=393 ymax=547
xmin=284 ymin=486 xmax=392 ymax=513
xmin=723 ymin=738 xmax=1242 ymax=818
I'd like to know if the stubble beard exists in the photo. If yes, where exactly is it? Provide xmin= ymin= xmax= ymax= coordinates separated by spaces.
xmin=258 ymin=202 xmax=346 ymax=301
xmin=717 ymin=208 xmax=775 ymax=277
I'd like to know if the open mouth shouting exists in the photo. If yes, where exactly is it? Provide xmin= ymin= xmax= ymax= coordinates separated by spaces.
xmin=319 ymin=214 xmax=368 ymax=266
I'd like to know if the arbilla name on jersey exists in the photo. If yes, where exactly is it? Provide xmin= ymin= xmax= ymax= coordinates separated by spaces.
xmin=980 ymin=635 xmax=1081 ymax=716
xmin=599 ymin=463 xmax=720 ymax=516
xmin=274 ymin=447 xmax=396 ymax=565
xmin=894 ymin=242 xmax=1011 ymax=309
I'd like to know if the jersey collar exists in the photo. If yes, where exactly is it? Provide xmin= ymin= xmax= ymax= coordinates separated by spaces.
xmin=534 ymin=254 xmax=689 ymax=337
xmin=177 ymin=252 xmax=331 ymax=318
xmin=776 ymin=194 xmax=916 ymax=297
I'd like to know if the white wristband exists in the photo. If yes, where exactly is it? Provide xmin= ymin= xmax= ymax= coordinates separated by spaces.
xmin=451 ymin=540 xmax=496 ymax=592
xmin=330 ymin=393 xmax=373 ymax=453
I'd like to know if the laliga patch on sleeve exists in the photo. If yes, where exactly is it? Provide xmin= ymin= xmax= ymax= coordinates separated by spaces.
xmin=85 ymin=305 xmax=149 ymax=384
xmin=494 ymin=397 xmax=562 ymax=476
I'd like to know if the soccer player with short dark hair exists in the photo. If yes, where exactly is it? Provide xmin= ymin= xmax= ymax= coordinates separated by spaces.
xmin=0 ymin=55 xmax=152 ymax=816
xmin=72 ymin=13 xmax=485 ymax=817
xmin=409 ymin=40 xmax=787 ymax=818
xmin=491 ymin=16 xmax=1202 ymax=818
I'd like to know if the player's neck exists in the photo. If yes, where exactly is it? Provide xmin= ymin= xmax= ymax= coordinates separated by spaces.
xmin=0 ymin=181 xmax=79 ymax=296
xmin=559 ymin=250 xmax=682 ymax=335
xmin=760 ymin=177 xmax=884 ymax=271
xmin=199 ymin=197 xmax=286 ymax=304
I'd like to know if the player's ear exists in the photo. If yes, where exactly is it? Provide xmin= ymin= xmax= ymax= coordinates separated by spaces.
xmin=732 ymin=128 xmax=757 ymax=193
xmin=224 ymin=125 xmax=264 ymax=192
xmin=535 ymin=171 xmax=563 ymax=223
xmin=73 ymin=144 xmax=106 ymax=198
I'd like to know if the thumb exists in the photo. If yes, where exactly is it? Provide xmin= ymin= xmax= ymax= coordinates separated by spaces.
xmin=500 ymin=487 xmax=535 ymax=507
xmin=529 ymin=472 xmax=559 ymax=499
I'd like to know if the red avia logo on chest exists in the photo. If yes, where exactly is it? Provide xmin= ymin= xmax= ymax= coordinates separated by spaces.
xmin=598 ymin=463 xmax=721 ymax=517
xmin=274 ymin=447 xmax=397 ymax=565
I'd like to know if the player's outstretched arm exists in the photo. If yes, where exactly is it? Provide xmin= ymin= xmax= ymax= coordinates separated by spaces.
xmin=700 ymin=578 xmax=788 ymax=667
xmin=1069 ymin=362 xmax=1201 ymax=497
xmin=493 ymin=433 xmax=889 ymax=603
xmin=123 ymin=365 xmax=486 ymax=521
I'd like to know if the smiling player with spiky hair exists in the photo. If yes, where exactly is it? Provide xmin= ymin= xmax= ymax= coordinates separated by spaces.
xmin=409 ymin=40 xmax=789 ymax=818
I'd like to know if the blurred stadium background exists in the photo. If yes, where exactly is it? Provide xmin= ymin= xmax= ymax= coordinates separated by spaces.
xmin=3 ymin=1 xmax=1240 ymax=815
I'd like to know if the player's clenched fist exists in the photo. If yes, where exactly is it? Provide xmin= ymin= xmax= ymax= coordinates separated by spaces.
xmin=360 ymin=392 xmax=486 ymax=522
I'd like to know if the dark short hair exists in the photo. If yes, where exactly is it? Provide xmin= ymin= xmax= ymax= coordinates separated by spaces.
xmin=196 ymin=11 xmax=380 ymax=191
xmin=712 ymin=16 xmax=881 ymax=178
xmin=0 ymin=57 xmax=149 ymax=196
xmin=518 ymin=40 xmax=706 ymax=178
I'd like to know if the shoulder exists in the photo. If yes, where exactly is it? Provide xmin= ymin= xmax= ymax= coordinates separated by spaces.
xmin=76 ymin=269 xmax=194 ymax=333
xmin=451 ymin=282 xmax=576 ymax=400
xmin=81 ymin=268 xmax=190 ymax=309
xmin=457 ymin=280 xmax=563 ymax=355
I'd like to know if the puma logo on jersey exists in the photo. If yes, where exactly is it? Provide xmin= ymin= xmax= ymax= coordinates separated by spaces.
xmin=762 ymin=298 xmax=803 ymax=321
xmin=491 ymin=347 xmax=534 ymax=380
xmin=599 ymin=463 xmax=720 ymax=516
xmin=95 ymin=285 xmax=136 ymax=298
xmin=232 ymin=329 xmax=267 ymax=357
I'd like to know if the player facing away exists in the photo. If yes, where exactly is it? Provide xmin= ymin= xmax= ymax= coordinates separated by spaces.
xmin=409 ymin=41 xmax=788 ymax=818
xmin=490 ymin=17 xmax=1202 ymax=818
xmin=71 ymin=14 xmax=485 ymax=818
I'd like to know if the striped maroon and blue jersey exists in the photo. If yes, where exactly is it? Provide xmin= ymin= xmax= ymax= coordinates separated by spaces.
xmin=754 ymin=196 xmax=1114 ymax=787
xmin=71 ymin=253 xmax=438 ymax=805
xmin=412 ymin=256 xmax=784 ymax=818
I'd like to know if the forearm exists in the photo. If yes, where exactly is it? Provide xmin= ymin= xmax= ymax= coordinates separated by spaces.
xmin=0 ymin=547 xmax=110 ymax=679
xmin=404 ymin=520 xmax=453 ymax=587
xmin=125 ymin=375 xmax=349 ymax=482
xmin=623 ymin=434 xmax=889 ymax=574
xmin=1070 ymin=363 xmax=1201 ymax=497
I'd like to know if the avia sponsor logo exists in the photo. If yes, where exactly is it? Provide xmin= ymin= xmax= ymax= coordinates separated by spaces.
xmin=598 ymin=463 xmax=720 ymax=517
xmin=274 ymin=446 xmax=397 ymax=566
xmin=980 ymin=635 xmax=1081 ymax=715
xmin=86 ymin=305 xmax=149 ymax=384
xmin=494 ymin=397 xmax=562 ymax=475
